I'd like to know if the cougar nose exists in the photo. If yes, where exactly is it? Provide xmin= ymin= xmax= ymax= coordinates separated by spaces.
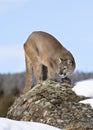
xmin=64 ymin=73 xmax=66 ymax=76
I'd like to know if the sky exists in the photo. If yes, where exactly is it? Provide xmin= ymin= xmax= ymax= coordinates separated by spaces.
xmin=0 ymin=0 xmax=93 ymax=73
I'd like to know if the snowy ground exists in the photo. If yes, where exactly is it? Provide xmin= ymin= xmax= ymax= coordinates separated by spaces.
xmin=73 ymin=79 xmax=93 ymax=108
xmin=0 ymin=79 xmax=93 ymax=130
xmin=0 ymin=118 xmax=61 ymax=130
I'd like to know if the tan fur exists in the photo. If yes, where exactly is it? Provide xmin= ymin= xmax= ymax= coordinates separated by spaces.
xmin=22 ymin=31 xmax=76 ymax=93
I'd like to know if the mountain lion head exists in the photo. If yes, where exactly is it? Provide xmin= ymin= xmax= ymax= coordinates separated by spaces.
xmin=57 ymin=58 xmax=75 ymax=78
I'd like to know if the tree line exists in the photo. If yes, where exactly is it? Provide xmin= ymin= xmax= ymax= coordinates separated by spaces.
xmin=0 ymin=71 xmax=93 ymax=93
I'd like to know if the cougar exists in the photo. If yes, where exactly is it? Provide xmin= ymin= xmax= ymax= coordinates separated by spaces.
xmin=22 ymin=31 xmax=75 ymax=93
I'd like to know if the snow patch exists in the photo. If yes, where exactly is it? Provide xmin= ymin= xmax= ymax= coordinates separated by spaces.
xmin=73 ymin=79 xmax=93 ymax=97
xmin=73 ymin=79 xmax=93 ymax=108
xmin=0 ymin=118 xmax=61 ymax=130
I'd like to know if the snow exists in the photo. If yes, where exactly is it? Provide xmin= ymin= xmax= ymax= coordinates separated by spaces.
xmin=73 ymin=79 xmax=93 ymax=97
xmin=0 ymin=118 xmax=61 ymax=130
xmin=73 ymin=79 xmax=93 ymax=108
xmin=0 ymin=79 xmax=93 ymax=130
xmin=80 ymin=99 xmax=93 ymax=108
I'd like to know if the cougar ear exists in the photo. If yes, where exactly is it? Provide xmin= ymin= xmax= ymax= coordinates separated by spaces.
xmin=57 ymin=58 xmax=63 ymax=64
xmin=67 ymin=59 xmax=72 ymax=65
xmin=59 ymin=58 xmax=61 ymax=63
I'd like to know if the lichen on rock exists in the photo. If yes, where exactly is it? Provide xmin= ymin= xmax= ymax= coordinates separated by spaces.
xmin=7 ymin=80 xmax=93 ymax=129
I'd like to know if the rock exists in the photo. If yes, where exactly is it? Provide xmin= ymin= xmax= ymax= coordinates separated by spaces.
xmin=7 ymin=80 xmax=93 ymax=129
